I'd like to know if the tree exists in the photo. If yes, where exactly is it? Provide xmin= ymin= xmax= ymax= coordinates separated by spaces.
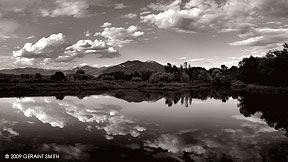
xmin=50 ymin=72 xmax=67 ymax=81
xmin=197 ymin=70 xmax=212 ymax=82
xmin=139 ymin=71 xmax=153 ymax=81
xmin=149 ymin=72 xmax=174 ymax=83
xmin=221 ymin=65 xmax=228 ymax=72
xmin=76 ymin=69 xmax=85 ymax=74
xmin=180 ymin=72 xmax=189 ymax=82
xmin=238 ymin=44 xmax=288 ymax=86
xmin=183 ymin=62 xmax=188 ymax=71
xmin=35 ymin=73 xmax=42 ymax=79
xmin=164 ymin=63 xmax=173 ymax=73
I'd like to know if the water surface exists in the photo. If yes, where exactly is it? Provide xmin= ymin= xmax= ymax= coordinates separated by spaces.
xmin=0 ymin=91 xmax=287 ymax=162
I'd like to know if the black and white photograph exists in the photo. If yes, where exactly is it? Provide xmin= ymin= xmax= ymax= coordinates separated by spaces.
xmin=0 ymin=0 xmax=288 ymax=161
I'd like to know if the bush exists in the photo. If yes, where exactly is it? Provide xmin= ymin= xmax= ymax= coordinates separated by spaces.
xmin=131 ymin=77 xmax=142 ymax=82
xmin=50 ymin=72 xmax=67 ymax=81
xmin=102 ymin=75 xmax=114 ymax=80
xmin=149 ymin=72 xmax=174 ymax=83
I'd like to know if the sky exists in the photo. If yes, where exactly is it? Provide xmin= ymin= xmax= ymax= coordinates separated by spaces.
xmin=1 ymin=0 xmax=288 ymax=70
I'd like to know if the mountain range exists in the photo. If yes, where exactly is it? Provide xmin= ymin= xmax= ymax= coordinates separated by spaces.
xmin=0 ymin=60 xmax=164 ymax=76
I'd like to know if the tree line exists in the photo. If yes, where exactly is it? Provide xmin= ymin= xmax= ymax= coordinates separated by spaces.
xmin=1 ymin=43 xmax=288 ymax=87
xmin=98 ymin=43 xmax=288 ymax=87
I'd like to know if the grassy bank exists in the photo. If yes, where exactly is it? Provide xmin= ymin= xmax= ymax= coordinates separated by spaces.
xmin=0 ymin=81 xmax=211 ymax=97
xmin=233 ymin=84 xmax=288 ymax=95
xmin=0 ymin=81 xmax=288 ymax=97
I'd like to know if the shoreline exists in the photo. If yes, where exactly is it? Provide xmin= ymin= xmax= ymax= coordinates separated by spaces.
xmin=1 ymin=81 xmax=288 ymax=98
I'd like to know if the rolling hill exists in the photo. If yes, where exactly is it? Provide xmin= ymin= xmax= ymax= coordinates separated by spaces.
xmin=0 ymin=60 xmax=164 ymax=76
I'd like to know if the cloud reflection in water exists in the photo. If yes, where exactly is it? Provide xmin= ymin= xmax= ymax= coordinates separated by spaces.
xmin=144 ymin=113 xmax=287 ymax=162
xmin=12 ymin=97 xmax=146 ymax=139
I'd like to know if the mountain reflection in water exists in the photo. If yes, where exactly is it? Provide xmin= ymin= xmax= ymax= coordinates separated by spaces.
xmin=0 ymin=90 xmax=287 ymax=162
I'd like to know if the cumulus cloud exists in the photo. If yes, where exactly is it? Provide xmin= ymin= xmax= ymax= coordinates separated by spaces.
xmin=141 ymin=0 xmax=288 ymax=53
xmin=101 ymin=22 xmax=112 ymax=28
xmin=114 ymin=3 xmax=127 ymax=9
xmin=84 ymin=30 xmax=91 ymax=37
xmin=140 ymin=11 xmax=152 ymax=16
xmin=141 ymin=0 xmax=255 ymax=33
xmin=12 ymin=22 xmax=142 ymax=67
xmin=64 ymin=39 xmax=119 ymax=61
xmin=146 ymin=0 xmax=181 ymax=11
xmin=13 ymin=33 xmax=67 ymax=59
xmin=142 ymin=0 xmax=288 ymax=33
xmin=96 ymin=25 xmax=144 ymax=47
xmin=121 ymin=13 xmax=138 ymax=19
xmin=12 ymin=33 xmax=120 ymax=66
xmin=39 ymin=0 xmax=90 ymax=18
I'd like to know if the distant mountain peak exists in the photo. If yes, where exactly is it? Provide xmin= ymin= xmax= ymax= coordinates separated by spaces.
xmin=102 ymin=60 xmax=164 ymax=74
xmin=145 ymin=60 xmax=159 ymax=64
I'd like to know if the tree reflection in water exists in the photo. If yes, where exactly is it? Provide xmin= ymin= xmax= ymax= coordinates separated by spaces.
xmin=71 ymin=89 xmax=288 ymax=138
xmin=163 ymin=89 xmax=237 ymax=107
xmin=238 ymin=94 xmax=288 ymax=137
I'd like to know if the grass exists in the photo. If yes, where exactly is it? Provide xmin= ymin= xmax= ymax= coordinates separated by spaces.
xmin=1 ymin=80 xmax=288 ymax=97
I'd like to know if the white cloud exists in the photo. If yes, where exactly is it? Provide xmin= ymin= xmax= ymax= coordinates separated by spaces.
xmin=146 ymin=0 xmax=181 ymax=11
xmin=101 ymin=22 xmax=112 ymax=28
xmin=40 ymin=0 xmax=90 ymax=18
xmin=12 ymin=33 xmax=119 ymax=66
xmin=140 ymin=11 xmax=152 ymax=16
xmin=252 ymin=0 xmax=288 ymax=18
xmin=95 ymin=25 xmax=144 ymax=47
xmin=141 ymin=0 xmax=288 ymax=54
xmin=0 ymin=0 xmax=128 ymax=18
xmin=141 ymin=0 xmax=255 ymax=33
xmin=84 ymin=31 xmax=91 ymax=37
xmin=114 ymin=3 xmax=127 ymax=9
xmin=176 ymin=57 xmax=188 ymax=60
xmin=188 ymin=58 xmax=205 ymax=62
xmin=65 ymin=39 xmax=119 ymax=60
xmin=230 ymin=28 xmax=288 ymax=47
xmin=13 ymin=33 xmax=67 ymax=59
xmin=121 ymin=13 xmax=137 ymax=19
